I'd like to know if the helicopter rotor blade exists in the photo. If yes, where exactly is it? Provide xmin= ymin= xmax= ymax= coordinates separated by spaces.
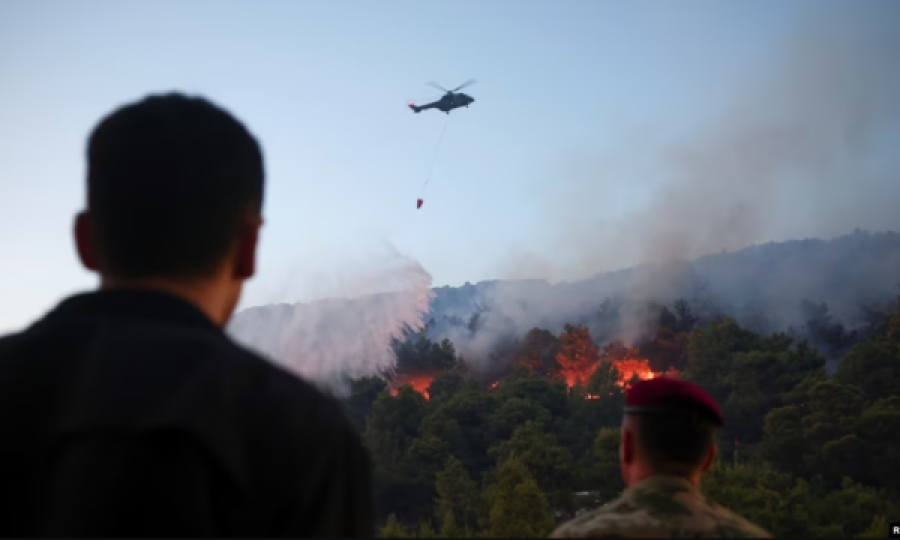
xmin=452 ymin=79 xmax=477 ymax=92
xmin=427 ymin=81 xmax=449 ymax=93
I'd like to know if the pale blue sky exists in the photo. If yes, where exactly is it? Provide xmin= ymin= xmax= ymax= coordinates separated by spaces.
xmin=2 ymin=0 xmax=894 ymax=332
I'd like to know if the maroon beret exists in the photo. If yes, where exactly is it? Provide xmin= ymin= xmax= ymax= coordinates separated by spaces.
xmin=624 ymin=378 xmax=723 ymax=426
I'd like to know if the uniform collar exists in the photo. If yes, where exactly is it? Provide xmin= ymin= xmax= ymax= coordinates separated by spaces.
xmin=626 ymin=474 xmax=699 ymax=495
xmin=45 ymin=288 xmax=222 ymax=332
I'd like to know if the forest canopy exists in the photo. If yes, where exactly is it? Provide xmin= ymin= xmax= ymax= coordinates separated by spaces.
xmin=342 ymin=289 xmax=900 ymax=538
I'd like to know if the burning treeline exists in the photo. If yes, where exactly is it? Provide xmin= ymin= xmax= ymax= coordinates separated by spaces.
xmin=388 ymin=322 xmax=681 ymax=401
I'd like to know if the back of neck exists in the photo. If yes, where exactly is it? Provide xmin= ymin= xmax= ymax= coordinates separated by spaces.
xmin=100 ymin=276 xmax=229 ymax=326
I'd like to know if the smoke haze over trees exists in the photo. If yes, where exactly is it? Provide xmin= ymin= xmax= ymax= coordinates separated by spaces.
xmin=230 ymin=230 xmax=900 ymax=388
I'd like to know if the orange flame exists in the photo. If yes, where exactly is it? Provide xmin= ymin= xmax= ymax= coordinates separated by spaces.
xmin=612 ymin=358 xmax=656 ymax=388
xmin=560 ymin=363 xmax=599 ymax=389
xmin=561 ymin=358 xmax=657 ymax=390
xmin=390 ymin=374 xmax=435 ymax=400
xmin=561 ymin=357 xmax=659 ymax=400
xmin=489 ymin=381 xmax=499 ymax=389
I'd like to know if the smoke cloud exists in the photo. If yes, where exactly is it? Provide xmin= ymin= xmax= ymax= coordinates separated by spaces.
xmin=475 ymin=4 xmax=900 ymax=347
xmin=228 ymin=243 xmax=434 ymax=393
xmin=554 ymin=5 xmax=900 ymax=277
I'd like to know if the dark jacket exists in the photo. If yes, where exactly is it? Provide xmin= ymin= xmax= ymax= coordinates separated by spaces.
xmin=0 ymin=289 xmax=373 ymax=537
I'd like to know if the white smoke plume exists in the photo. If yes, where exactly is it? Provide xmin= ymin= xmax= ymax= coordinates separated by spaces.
xmin=228 ymin=243 xmax=434 ymax=393
xmin=454 ymin=4 xmax=900 ymax=356
xmin=230 ymin=5 xmax=900 ymax=382
xmin=599 ymin=5 xmax=900 ymax=341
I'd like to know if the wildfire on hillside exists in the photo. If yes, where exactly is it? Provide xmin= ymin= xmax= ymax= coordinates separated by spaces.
xmin=560 ymin=363 xmax=600 ymax=389
xmin=612 ymin=358 xmax=656 ymax=388
xmin=390 ymin=374 xmax=435 ymax=400
xmin=568 ymin=357 xmax=665 ymax=400
xmin=562 ymin=358 xmax=657 ymax=390
xmin=489 ymin=381 xmax=499 ymax=389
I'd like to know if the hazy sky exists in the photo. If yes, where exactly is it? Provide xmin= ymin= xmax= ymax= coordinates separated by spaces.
xmin=1 ymin=0 xmax=897 ymax=333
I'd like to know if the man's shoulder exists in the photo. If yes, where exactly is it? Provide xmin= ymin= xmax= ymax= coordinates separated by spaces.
xmin=219 ymin=338 xmax=354 ymax=436
xmin=552 ymin=487 xmax=771 ymax=538
xmin=241 ymin=344 xmax=349 ymax=428
xmin=699 ymin=501 xmax=773 ymax=538
xmin=0 ymin=305 xmax=354 ymax=445
xmin=552 ymin=495 xmax=657 ymax=538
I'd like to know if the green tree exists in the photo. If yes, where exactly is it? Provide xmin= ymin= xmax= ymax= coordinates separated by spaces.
xmin=514 ymin=327 xmax=560 ymax=375
xmin=856 ymin=515 xmax=889 ymax=538
xmin=395 ymin=335 xmax=459 ymax=376
xmin=405 ymin=435 xmax=450 ymax=485
xmin=489 ymin=421 xmax=575 ymax=511
xmin=432 ymin=387 xmax=495 ymax=476
xmin=759 ymin=406 xmax=808 ymax=474
xmin=497 ymin=367 xmax=569 ymax=419
xmin=417 ymin=519 xmax=438 ymax=538
xmin=702 ymin=461 xmax=826 ymax=537
xmin=365 ymin=386 xmax=432 ymax=527
xmin=722 ymin=334 xmax=826 ymax=443
xmin=835 ymin=339 xmax=900 ymax=402
xmin=703 ymin=456 xmax=900 ymax=537
xmin=434 ymin=456 xmax=479 ymax=535
xmin=379 ymin=513 xmax=408 ymax=538
xmin=438 ymin=510 xmax=466 ymax=538
xmin=427 ymin=370 xmax=468 ymax=405
xmin=856 ymin=396 xmax=900 ymax=489
xmin=364 ymin=385 xmax=428 ymax=476
xmin=480 ymin=456 xmax=556 ymax=538
xmin=684 ymin=317 xmax=761 ymax=402
xmin=490 ymin=397 xmax=551 ymax=441
xmin=802 ymin=380 xmax=867 ymax=484
xmin=345 ymin=375 xmax=388 ymax=433
xmin=593 ymin=427 xmax=624 ymax=503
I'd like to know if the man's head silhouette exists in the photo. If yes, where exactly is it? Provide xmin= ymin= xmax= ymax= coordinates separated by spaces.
xmin=619 ymin=378 xmax=721 ymax=487
xmin=74 ymin=93 xmax=265 ymax=325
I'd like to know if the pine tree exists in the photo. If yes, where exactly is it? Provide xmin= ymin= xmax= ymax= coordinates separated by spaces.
xmin=379 ymin=513 xmax=407 ymax=538
xmin=417 ymin=519 xmax=438 ymax=538
xmin=434 ymin=456 xmax=479 ymax=534
xmin=439 ymin=509 xmax=465 ymax=538
xmin=481 ymin=455 xmax=557 ymax=538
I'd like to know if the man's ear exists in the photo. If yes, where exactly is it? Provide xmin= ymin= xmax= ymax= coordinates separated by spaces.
xmin=621 ymin=426 xmax=635 ymax=465
xmin=233 ymin=216 xmax=263 ymax=280
xmin=700 ymin=441 xmax=717 ymax=473
xmin=74 ymin=211 xmax=99 ymax=272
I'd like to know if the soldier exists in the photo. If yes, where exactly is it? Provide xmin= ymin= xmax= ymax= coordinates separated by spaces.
xmin=552 ymin=378 xmax=771 ymax=538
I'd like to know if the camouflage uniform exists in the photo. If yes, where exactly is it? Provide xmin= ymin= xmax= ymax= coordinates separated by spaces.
xmin=551 ymin=475 xmax=771 ymax=538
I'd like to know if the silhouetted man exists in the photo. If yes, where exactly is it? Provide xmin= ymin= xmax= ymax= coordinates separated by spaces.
xmin=0 ymin=93 xmax=373 ymax=537
xmin=551 ymin=378 xmax=770 ymax=538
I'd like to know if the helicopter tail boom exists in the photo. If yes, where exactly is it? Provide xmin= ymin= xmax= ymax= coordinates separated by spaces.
xmin=408 ymin=102 xmax=422 ymax=113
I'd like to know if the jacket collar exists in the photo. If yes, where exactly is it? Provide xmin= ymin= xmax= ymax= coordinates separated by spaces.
xmin=44 ymin=288 xmax=222 ymax=333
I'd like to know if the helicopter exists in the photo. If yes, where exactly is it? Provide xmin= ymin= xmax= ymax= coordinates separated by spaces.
xmin=409 ymin=79 xmax=476 ymax=114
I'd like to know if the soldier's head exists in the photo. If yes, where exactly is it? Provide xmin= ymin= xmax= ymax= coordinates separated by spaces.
xmin=619 ymin=378 xmax=721 ymax=486
xmin=74 ymin=93 xmax=265 ymax=325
